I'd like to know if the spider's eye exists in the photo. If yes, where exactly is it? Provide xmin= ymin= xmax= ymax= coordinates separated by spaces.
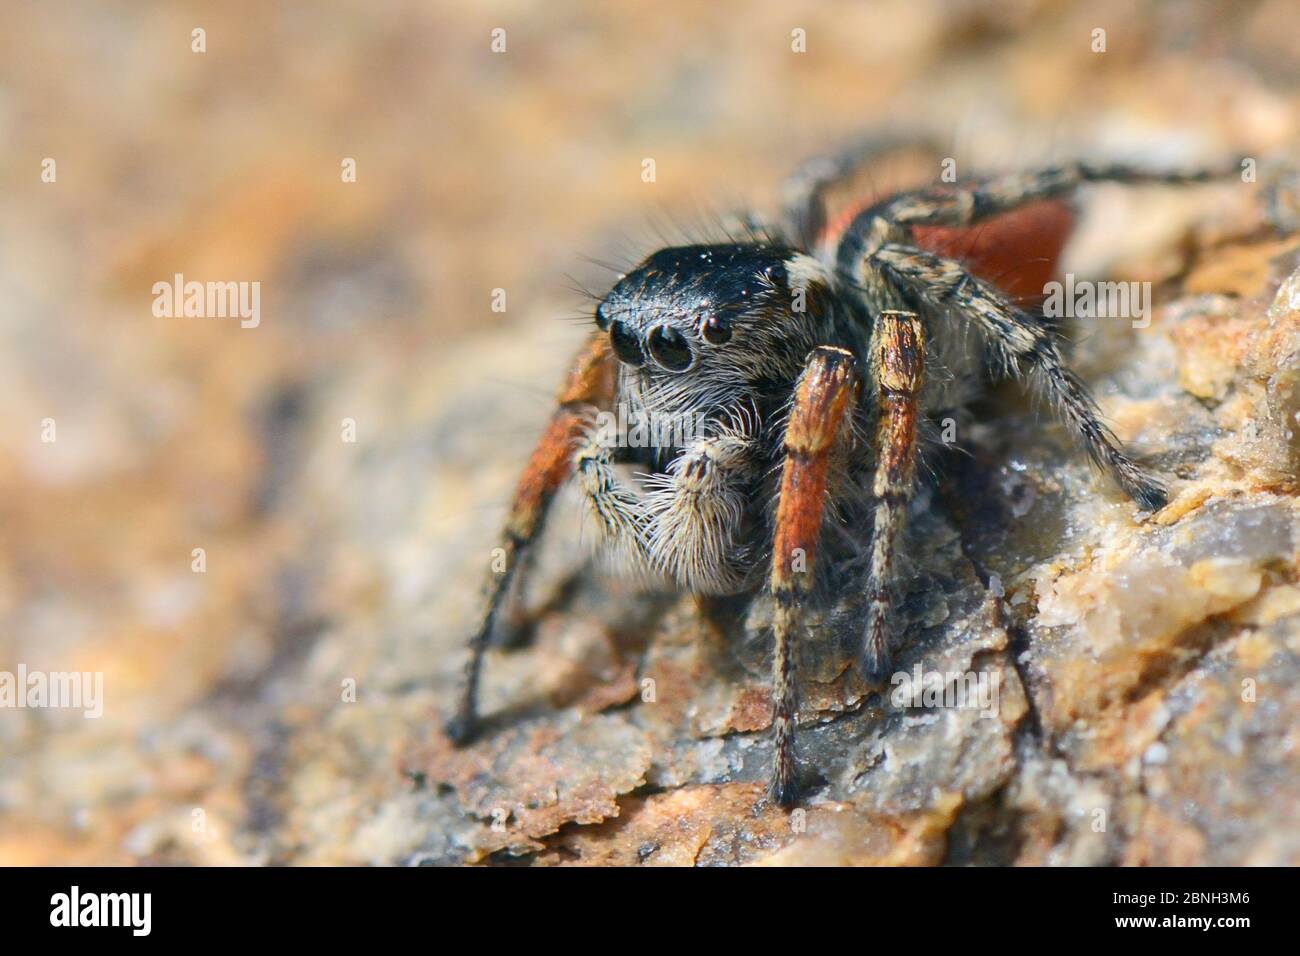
xmin=648 ymin=324 xmax=693 ymax=372
xmin=763 ymin=261 xmax=787 ymax=287
xmin=595 ymin=302 xmax=610 ymax=330
xmin=609 ymin=320 xmax=645 ymax=367
xmin=700 ymin=313 xmax=732 ymax=345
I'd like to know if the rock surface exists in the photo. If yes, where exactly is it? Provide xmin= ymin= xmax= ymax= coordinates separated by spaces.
xmin=0 ymin=0 xmax=1297 ymax=865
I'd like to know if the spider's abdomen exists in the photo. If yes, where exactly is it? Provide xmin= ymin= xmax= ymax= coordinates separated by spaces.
xmin=911 ymin=199 xmax=1074 ymax=301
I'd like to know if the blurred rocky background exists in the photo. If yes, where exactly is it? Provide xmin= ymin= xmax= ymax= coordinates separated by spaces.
xmin=0 ymin=0 xmax=1297 ymax=865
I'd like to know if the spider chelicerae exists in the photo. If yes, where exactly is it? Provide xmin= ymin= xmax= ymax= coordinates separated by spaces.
xmin=446 ymin=136 xmax=1234 ymax=806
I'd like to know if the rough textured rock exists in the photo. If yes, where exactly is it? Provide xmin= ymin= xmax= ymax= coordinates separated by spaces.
xmin=0 ymin=1 xmax=1297 ymax=866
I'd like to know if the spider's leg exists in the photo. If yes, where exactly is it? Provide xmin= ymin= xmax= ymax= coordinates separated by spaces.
xmin=862 ymin=311 xmax=924 ymax=682
xmin=447 ymin=334 xmax=616 ymax=745
xmin=856 ymin=160 xmax=1233 ymax=232
xmin=780 ymin=131 xmax=944 ymax=247
xmin=870 ymin=242 xmax=1167 ymax=510
xmin=768 ymin=346 xmax=860 ymax=806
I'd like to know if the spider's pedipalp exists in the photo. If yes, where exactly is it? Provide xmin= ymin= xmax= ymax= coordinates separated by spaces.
xmin=768 ymin=345 xmax=860 ymax=806
xmin=642 ymin=428 xmax=759 ymax=594
xmin=573 ymin=427 xmax=651 ymax=566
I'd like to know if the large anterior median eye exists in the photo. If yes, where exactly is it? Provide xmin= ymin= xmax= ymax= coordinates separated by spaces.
xmin=648 ymin=324 xmax=693 ymax=371
xmin=609 ymin=320 xmax=645 ymax=366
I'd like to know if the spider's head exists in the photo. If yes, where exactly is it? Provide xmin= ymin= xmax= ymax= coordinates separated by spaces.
xmin=596 ymin=244 xmax=819 ymax=378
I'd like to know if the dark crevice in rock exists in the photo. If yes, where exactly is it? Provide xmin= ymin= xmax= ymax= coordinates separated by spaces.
xmin=941 ymin=782 xmax=1023 ymax=866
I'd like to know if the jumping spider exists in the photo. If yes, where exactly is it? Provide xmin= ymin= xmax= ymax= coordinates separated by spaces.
xmin=447 ymin=137 xmax=1232 ymax=806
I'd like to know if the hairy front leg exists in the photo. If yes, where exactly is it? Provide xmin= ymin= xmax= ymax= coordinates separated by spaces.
xmin=447 ymin=334 xmax=616 ymax=745
xmin=768 ymin=346 xmax=860 ymax=806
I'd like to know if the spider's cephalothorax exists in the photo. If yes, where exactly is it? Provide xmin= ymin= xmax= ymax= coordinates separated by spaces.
xmin=596 ymin=244 xmax=829 ymax=408
xmin=588 ymin=244 xmax=867 ymax=600
xmin=447 ymin=141 xmax=1232 ymax=806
